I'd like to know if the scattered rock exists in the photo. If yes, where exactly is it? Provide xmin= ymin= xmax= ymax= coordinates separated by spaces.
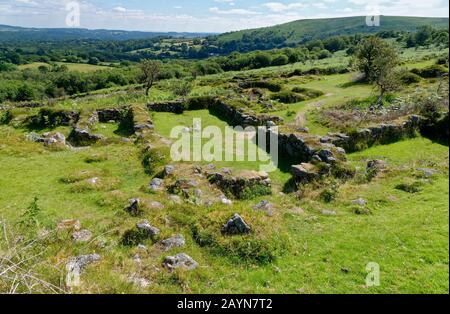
xmin=164 ymin=165 xmax=175 ymax=177
xmin=149 ymin=201 xmax=164 ymax=210
xmin=57 ymin=219 xmax=81 ymax=231
xmin=296 ymin=127 xmax=309 ymax=133
xmin=163 ymin=253 xmax=198 ymax=271
xmin=137 ymin=244 xmax=148 ymax=251
xmin=219 ymin=195 xmax=233 ymax=205
xmin=193 ymin=165 xmax=202 ymax=174
xmin=128 ymin=276 xmax=151 ymax=289
xmin=208 ymin=170 xmax=271 ymax=199
xmin=66 ymin=254 xmax=101 ymax=286
xmin=149 ymin=178 xmax=164 ymax=191
xmin=72 ymin=229 xmax=93 ymax=243
xmin=253 ymin=200 xmax=274 ymax=216
xmin=161 ymin=234 xmax=186 ymax=251
xmin=27 ymin=132 xmax=67 ymax=147
xmin=42 ymin=132 xmax=67 ymax=147
xmin=318 ymin=149 xmax=335 ymax=164
xmin=221 ymin=214 xmax=251 ymax=235
xmin=221 ymin=168 xmax=232 ymax=175
xmin=311 ymin=155 xmax=322 ymax=163
xmin=136 ymin=221 xmax=160 ymax=238
xmin=352 ymin=198 xmax=367 ymax=206
xmin=292 ymin=163 xmax=321 ymax=183
xmin=416 ymin=168 xmax=438 ymax=178
xmin=169 ymin=195 xmax=182 ymax=204
xmin=320 ymin=209 xmax=337 ymax=216
xmin=68 ymin=127 xmax=104 ymax=147
xmin=367 ymin=160 xmax=387 ymax=171
xmin=290 ymin=207 xmax=305 ymax=215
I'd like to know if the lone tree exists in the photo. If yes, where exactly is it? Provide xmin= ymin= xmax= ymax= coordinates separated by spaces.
xmin=355 ymin=37 xmax=400 ymax=107
xmin=140 ymin=59 xmax=161 ymax=96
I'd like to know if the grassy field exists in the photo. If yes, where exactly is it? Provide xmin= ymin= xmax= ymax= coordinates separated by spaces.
xmin=0 ymin=122 xmax=447 ymax=293
xmin=0 ymin=45 xmax=448 ymax=294
xmin=19 ymin=62 xmax=112 ymax=72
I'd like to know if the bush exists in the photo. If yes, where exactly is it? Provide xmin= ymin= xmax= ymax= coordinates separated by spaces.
xmin=411 ymin=65 xmax=449 ymax=78
xmin=400 ymin=72 xmax=422 ymax=85
xmin=0 ymin=110 xmax=13 ymax=125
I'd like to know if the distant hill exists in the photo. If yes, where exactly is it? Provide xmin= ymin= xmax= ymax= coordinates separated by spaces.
xmin=0 ymin=25 xmax=212 ymax=42
xmin=213 ymin=16 xmax=449 ymax=52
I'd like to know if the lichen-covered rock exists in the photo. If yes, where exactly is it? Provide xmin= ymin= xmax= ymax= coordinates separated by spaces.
xmin=68 ymin=127 xmax=104 ymax=146
xmin=164 ymin=165 xmax=175 ymax=177
xmin=136 ymin=221 xmax=160 ymax=238
xmin=207 ymin=170 xmax=271 ymax=199
xmin=161 ymin=234 xmax=186 ymax=251
xmin=367 ymin=160 xmax=387 ymax=172
xmin=72 ymin=230 xmax=93 ymax=243
xmin=66 ymin=254 xmax=100 ymax=286
xmin=253 ymin=200 xmax=274 ymax=216
xmin=163 ymin=253 xmax=198 ymax=271
xmin=96 ymin=108 xmax=128 ymax=123
xmin=27 ymin=132 xmax=67 ymax=147
xmin=149 ymin=178 xmax=164 ymax=191
xmin=221 ymin=214 xmax=251 ymax=235
xmin=291 ymin=163 xmax=321 ymax=182
xmin=352 ymin=198 xmax=367 ymax=206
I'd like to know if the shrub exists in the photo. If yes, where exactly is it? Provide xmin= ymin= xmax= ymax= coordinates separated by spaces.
xmin=411 ymin=65 xmax=449 ymax=78
xmin=0 ymin=110 xmax=13 ymax=125
xmin=400 ymin=72 xmax=422 ymax=85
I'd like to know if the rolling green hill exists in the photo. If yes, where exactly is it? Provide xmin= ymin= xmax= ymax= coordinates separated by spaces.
xmin=214 ymin=16 xmax=449 ymax=51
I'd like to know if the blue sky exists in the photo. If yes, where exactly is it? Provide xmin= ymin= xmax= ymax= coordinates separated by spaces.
xmin=0 ymin=0 xmax=448 ymax=32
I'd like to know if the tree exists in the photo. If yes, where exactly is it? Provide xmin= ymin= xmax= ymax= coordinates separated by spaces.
xmin=355 ymin=37 xmax=400 ymax=107
xmin=140 ymin=59 xmax=161 ymax=96
xmin=415 ymin=26 xmax=433 ymax=47
xmin=252 ymin=53 xmax=272 ymax=69
xmin=16 ymin=84 xmax=35 ymax=101
xmin=172 ymin=79 xmax=193 ymax=99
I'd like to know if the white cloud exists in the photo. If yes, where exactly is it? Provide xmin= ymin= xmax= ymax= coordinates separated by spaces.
xmin=209 ymin=7 xmax=260 ymax=15
xmin=263 ymin=2 xmax=308 ymax=13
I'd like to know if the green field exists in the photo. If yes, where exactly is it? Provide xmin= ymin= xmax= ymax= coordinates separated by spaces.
xmin=19 ymin=62 xmax=112 ymax=73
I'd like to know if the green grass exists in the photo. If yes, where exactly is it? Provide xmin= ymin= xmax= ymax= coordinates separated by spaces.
xmin=0 ymin=49 xmax=448 ymax=294
xmin=19 ymin=62 xmax=112 ymax=73
xmin=1 ymin=123 xmax=447 ymax=293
